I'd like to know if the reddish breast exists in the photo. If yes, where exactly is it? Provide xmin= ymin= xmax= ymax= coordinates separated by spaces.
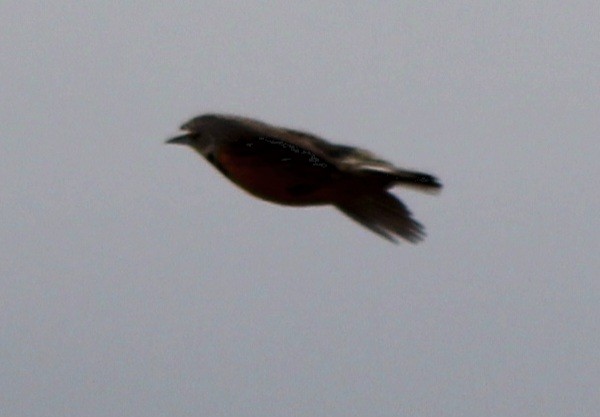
xmin=216 ymin=148 xmax=335 ymax=205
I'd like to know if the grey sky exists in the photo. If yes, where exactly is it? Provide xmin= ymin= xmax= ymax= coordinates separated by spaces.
xmin=1 ymin=2 xmax=599 ymax=416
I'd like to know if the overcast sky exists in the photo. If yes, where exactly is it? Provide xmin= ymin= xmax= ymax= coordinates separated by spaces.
xmin=2 ymin=2 xmax=599 ymax=417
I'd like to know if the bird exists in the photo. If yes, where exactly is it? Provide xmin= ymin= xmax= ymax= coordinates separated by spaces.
xmin=166 ymin=114 xmax=442 ymax=243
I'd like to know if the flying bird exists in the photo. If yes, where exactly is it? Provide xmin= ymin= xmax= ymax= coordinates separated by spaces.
xmin=166 ymin=114 xmax=441 ymax=243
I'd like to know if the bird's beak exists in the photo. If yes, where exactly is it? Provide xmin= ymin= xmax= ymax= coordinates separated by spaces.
xmin=165 ymin=133 xmax=192 ymax=145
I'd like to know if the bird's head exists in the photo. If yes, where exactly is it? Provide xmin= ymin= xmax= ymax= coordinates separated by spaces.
xmin=165 ymin=114 xmax=221 ymax=156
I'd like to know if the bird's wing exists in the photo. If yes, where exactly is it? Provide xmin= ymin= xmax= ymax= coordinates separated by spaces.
xmin=225 ymin=116 xmax=404 ymax=179
xmin=275 ymin=127 xmax=398 ymax=174
xmin=224 ymin=130 xmax=334 ymax=171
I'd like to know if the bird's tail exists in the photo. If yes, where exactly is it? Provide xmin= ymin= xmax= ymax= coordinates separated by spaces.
xmin=335 ymin=191 xmax=426 ymax=243
xmin=390 ymin=169 xmax=442 ymax=194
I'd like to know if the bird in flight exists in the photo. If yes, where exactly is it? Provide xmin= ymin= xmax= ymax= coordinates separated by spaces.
xmin=166 ymin=114 xmax=442 ymax=243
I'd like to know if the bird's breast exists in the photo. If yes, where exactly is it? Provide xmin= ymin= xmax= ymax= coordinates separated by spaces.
xmin=212 ymin=147 xmax=338 ymax=206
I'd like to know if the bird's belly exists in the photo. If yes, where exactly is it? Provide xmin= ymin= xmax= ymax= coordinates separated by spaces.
xmin=216 ymin=152 xmax=333 ymax=206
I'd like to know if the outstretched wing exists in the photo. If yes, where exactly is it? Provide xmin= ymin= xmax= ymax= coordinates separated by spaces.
xmin=336 ymin=191 xmax=426 ymax=243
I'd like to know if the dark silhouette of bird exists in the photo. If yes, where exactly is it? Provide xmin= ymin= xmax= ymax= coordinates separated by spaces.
xmin=166 ymin=114 xmax=441 ymax=243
